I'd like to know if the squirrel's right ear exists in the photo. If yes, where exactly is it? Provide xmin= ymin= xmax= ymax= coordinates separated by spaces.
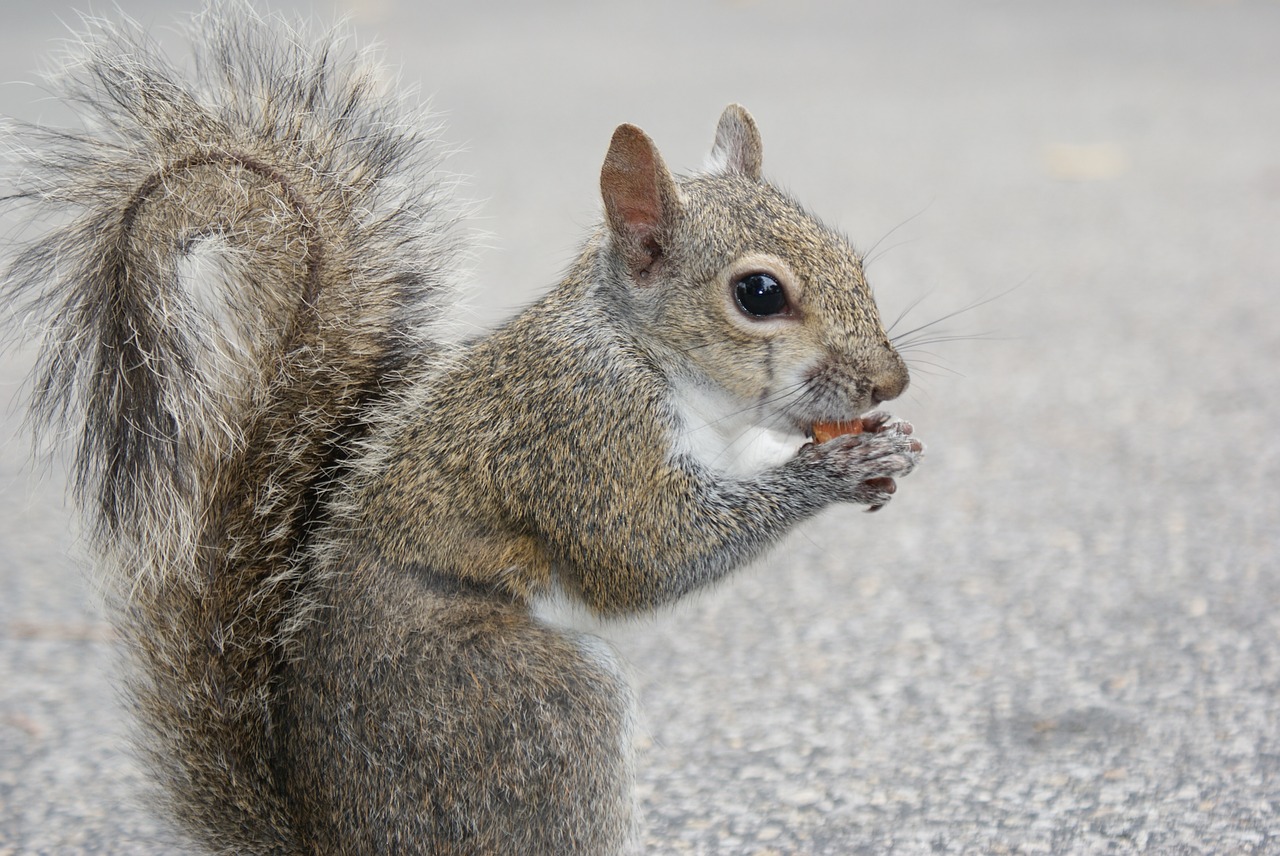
xmin=707 ymin=104 xmax=763 ymax=180
xmin=600 ymin=124 xmax=682 ymax=281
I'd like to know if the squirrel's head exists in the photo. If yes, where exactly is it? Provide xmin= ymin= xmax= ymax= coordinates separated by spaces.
xmin=599 ymin=105 xmax=908 ymax=434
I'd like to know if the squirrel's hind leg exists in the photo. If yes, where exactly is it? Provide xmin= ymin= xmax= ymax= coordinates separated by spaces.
xmin=274 ymin=559 xmax=639 ymax=855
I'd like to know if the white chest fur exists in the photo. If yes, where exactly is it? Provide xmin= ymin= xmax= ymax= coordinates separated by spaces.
xmin=667 ymin=378 xmax=808 ymax=477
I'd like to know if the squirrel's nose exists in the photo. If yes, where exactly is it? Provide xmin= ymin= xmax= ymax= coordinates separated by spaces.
xmin=869 ymin=351 xmax=910 ymax=404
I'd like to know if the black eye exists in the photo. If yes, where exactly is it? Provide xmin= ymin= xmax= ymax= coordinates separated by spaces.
xmin=734 ymin=273 xmax=788 ymax=318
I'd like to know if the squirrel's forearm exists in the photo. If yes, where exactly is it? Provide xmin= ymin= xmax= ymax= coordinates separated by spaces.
xmin=533 ymin=453 xmax=831 ymax=615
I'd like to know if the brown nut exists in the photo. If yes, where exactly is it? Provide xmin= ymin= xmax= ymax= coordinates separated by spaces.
xmin=811 ymin=419 xmax=865 ymax=444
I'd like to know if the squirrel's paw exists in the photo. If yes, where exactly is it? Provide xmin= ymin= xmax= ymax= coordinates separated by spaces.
xmin=800 ymin=417 xmax=923 ymax=510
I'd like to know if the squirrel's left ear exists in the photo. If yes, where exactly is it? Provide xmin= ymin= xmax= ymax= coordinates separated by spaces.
xmin=707 ymin=104 xmax=763 ymax=180
xmin=601 ymin=123 xmax=683 ymax=281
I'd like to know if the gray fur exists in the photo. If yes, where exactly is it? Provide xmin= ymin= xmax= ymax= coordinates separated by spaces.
xmin=2 ymin=4 xmax=921 ymax=854
xmin=4 ymin=3 xmax=464 ymax=851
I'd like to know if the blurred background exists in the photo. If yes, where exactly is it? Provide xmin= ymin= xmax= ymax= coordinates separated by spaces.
xmin=1 ymin=1 xmax=1277 ymax=853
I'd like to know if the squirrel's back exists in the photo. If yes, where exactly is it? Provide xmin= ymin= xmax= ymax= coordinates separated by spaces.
xmin=3 ymin=4 xmax=464 ymax=850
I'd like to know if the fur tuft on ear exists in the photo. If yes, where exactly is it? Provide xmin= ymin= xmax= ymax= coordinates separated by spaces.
xmin=706 ymin=104 xmax=763 ymax=180
xmin=600 ymin=123 xmax=682 ymax=279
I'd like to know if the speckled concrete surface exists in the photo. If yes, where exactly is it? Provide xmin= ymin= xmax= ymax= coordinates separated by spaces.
xmin=2 ymin=1 xmax=1277 ymax=853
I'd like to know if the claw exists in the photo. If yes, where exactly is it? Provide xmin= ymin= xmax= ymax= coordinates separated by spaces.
xmin=864 ymin=476 xmax=896 ymax=494
xmin=863 ymin=477 xmax=895 ymax=512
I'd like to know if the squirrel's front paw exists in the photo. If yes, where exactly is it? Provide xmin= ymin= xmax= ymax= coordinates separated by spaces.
xmin=800 ymin=417 xmax=924 ymax=511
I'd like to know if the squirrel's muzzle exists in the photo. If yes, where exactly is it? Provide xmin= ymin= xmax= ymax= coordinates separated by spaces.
xmin=869 ymin=350 xmax=910 ymax=405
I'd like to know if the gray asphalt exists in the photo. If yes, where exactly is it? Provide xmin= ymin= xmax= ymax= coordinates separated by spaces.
xmin=2 ymin=1 xmax=1278 ymax=853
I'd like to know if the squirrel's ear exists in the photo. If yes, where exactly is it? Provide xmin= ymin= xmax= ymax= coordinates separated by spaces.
xmin=707 ymin=104 xmax=763 ymax=180
xmin=600 ymin=123 xmax=682 ymax=280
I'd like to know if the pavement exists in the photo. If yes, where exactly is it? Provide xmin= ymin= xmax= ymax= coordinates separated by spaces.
xmin=1 ymin=0 xmax=1277 ymax=853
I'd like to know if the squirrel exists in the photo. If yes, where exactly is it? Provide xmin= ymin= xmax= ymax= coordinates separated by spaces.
xmin=2 ymin=4 xmax=923 ymax=854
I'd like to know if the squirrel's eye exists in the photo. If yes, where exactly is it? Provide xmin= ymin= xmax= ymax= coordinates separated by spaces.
xmin=734 ymin=273 xmax=788 ymax=318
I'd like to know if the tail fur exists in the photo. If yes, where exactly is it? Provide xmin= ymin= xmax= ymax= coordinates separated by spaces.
xmin=2 ymin=4 xmax=462 ymax=851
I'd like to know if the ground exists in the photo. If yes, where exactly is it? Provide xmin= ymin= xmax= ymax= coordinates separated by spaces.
xmin=1 ymin=0 xmax=1277 ymax=853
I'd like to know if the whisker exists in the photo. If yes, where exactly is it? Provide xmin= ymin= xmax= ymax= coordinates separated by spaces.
xmin=674 ymin=380 xmax=810 ymax=439
xmin=864 ymin=237 xmax=919 ymax=269
xmin=884 ymin=289 xmax=938 ymax=336
xmin=901 ymin=358 xmax=964 ymax=378
xmin=894 ymin=331 xmax=1009 ymax=351
xmin=739 ymin=383 xmax=811 ymax=425
xmin=676 ymin=340 xmax=725 ymax=356
xmin=860 ymin=201 xmax=933 ymax=264
xmin=889 ymin=281 xmax=1024 ymax=345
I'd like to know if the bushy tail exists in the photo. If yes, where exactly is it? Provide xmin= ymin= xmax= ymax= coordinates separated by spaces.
xmin=2 ymin=4 xmax=462 ymax=851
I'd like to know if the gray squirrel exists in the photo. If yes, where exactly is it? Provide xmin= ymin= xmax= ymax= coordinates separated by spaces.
xmin=2 ymin=4 xmax=923 ymax=853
